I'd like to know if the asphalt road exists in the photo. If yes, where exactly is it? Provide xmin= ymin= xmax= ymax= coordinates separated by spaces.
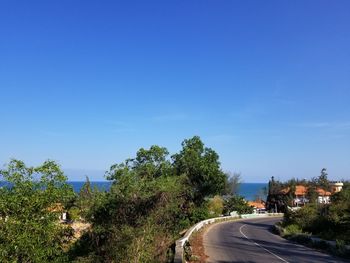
xmin=203 ymin=217 xmax=347 ymax=263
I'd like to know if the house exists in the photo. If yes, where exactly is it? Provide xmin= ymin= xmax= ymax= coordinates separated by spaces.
xmin=248 ymin=200 xmax=266 ymax=213
xmin=331 ymin=181 xmax=344 ymax=193
xmin=280 ymin=185 xmax=332 ymax=206
xmin=316 ymin=188 xmax=332 ymax=204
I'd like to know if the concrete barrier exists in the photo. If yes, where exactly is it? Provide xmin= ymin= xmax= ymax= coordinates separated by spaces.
xmin=174 ymin=213 xmax=283 ymax=263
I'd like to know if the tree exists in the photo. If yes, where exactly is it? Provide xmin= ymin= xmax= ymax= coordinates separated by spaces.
xmin=317 ymin=168 xmax=330 ymax=191
xmin=266 ymin=176 xmax=288 ymax=212
xmin=71 ymin=145 xmax=190 ymax=263
xmin=77 ymin=176 xmax=103 ymax=220
xmin=0 ymin=159 xmax=74 ymax=263
xmin=172 ymin=136 xmax=226 ymax=204
xmin=207 ymin=195 xmax=224 ymax=216
xmin=223 ymin=196 xmax=253 ymax=215
xmin=106 ymin=145 xmax=172 ymax=181
xmin=224 ymin=172 xmax=241 ymax=196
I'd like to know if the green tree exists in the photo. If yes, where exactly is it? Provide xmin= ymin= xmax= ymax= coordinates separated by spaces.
xmin=223 ymin=195 xmax=253 ymax=215
xmin=317 ymin=168 xmax=330 ymax=191
xmin=77 ymin=176 xmax=104 ymax=220
xmin=266 ymin=176 xmax=289 ymax=212
xmin=70 ymin=137 xmax=227 ymax=263
xmin=172 ymin=136 xmax=226 ymax=204
xmin=71 ymin=146 xmax=190 ymax=263
xmin=0 ymin=159 xmax=74 ymax=263
xmin=207 ymin=195 xmax=224 ymax=216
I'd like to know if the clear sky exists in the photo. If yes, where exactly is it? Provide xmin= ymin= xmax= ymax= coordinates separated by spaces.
xmin=1 ymin=1 xmax=349 ymax=182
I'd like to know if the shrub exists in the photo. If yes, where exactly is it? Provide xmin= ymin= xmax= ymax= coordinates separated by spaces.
xmin=68 ymin=207 xmax=81 ymax=221
xmin=223 ymin=196 xmax=253 ymax=215
xmin=207 ymin=195 xmax=224 ymax=217
xmin=284 ymin=224 xmax=302 ymax=236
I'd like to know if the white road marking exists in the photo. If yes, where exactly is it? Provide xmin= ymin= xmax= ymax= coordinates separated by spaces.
xmin=239 ymin=224 xmax=289 ymax=263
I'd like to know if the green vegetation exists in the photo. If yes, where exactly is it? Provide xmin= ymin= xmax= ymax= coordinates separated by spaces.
xmin=207 ymin=195 xmax=224 ymax=217
xmin=265 ymin=176 xmax=289 ymax=213
xmin=223 ymin=195 xmax=253 ymax=215
xmin=0 ymin=160 xmax=74 ymax=263
xmin=279 ymin=174 xmax=350 ymax=258
xmin=281 ymin=174 xmax=350 ymax=244
xmin=0 ymin=136 xmax=254 ymax=262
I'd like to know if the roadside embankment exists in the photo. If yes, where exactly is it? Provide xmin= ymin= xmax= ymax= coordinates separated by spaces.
xmin=274 ymin=223 xmax=350 ymax=260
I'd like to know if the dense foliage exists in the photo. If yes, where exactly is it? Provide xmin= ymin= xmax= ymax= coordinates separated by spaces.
xmin=283 ymin=179 xmax=350 ymax=245
xmin=265 ymin=176 xmax=289 ymax=213
xmin=172 ymin=136 xmax=226 ymax=204
xmin=0 ymin=160 xmax=74 ymax=263
xmin=0 ymin=137 xmax=236 ymax=262
xmin=223 ymin=195 xmax=253 ymax=215
xmin=70 ymin=136 xmax=227 ymax=263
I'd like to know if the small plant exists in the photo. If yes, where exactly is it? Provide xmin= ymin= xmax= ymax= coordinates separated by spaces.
xmin=183 ymin=240 xmax=192 ymax=261
xmin=284 ymin=224 xmax=302 ymax=236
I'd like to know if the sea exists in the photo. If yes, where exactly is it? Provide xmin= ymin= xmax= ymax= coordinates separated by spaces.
xmin=0 ymin=181 xmax=267 ymax=201
xmin=68 ymin=181 xmax=267 ymax=201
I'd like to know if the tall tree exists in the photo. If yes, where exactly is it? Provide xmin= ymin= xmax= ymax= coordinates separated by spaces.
xmin=172 ymin=136 xmax=226 ymax=204
xmin=224 ymin=172 xmax=242 ymax=196
xmin=318 ymin=168 xmax=330 ymax=191
xmin=266 ymin=176 xmax=287 ymax=212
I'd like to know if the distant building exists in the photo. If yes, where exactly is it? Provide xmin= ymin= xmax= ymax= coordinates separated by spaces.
xmin=248 ymin=200 xmax=266 ymax=213
xmin=280 ymin=185 xmax=332 ymax=206
xmin=331 ymin=181 xmax=344 ymax=193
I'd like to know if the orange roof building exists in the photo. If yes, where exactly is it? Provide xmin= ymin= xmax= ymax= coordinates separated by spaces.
xmin=280 ymin=185 xmax=331 ymax=197
xmin=248 ymin=201 xmax=265 ymax=209
xmin=280 ymin=185 xmax=332 ymax=206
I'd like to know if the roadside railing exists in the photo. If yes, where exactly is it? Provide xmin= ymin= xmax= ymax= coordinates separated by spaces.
xmin=174 ymin=213 xmax=283 ymax=263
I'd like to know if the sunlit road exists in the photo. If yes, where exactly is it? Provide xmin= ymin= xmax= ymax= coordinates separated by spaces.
xmin=203 ymin=217 xmax=346 ymax=263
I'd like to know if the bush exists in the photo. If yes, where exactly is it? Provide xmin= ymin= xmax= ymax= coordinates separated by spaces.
xmin=284 ymin=224 xmax=302 ymax=236
xmin=207 ymin=195 xmax=224 ymax=217
xmin=190 ymin=204 xmax=210 ymax=222
xmin=223 ymin=196 xmax=253 ymax=215
xmin=68 ymin=207 xmax=81 ymax=221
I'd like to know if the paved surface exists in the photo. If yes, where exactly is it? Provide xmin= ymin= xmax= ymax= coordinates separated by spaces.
xmin=203 ymin=217 xmax=347 ymax=263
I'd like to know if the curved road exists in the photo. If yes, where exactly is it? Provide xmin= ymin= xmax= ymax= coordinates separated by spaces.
xmin=203 ymin=217 xmax=346 ymax=263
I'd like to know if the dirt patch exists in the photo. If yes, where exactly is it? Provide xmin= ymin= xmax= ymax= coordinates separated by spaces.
xmin=188 ymin=227 xmax=209 ymax=263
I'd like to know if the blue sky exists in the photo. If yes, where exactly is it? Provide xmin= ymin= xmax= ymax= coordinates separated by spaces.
xmin=1 ymin=1 xmax=349 ymax=182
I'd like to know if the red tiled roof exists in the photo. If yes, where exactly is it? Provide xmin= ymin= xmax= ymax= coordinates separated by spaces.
xmin=295 ymin=185 xmax=307 ymax=196
xmin=316 ymin=188 xmax=331 ymax=196
xmin=248 ymin=201 xmax=265 ymax=209
xmin=280 ymin=185 xmax=331 ymax=196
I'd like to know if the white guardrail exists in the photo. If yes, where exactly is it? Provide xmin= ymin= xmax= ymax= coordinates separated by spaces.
xmin=174 ymin=213 xmax=284 ymax=263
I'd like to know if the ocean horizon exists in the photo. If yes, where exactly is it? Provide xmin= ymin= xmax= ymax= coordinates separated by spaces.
xmin=67 ymin=181 xmax=267 ymax=201
xmin=0 ymin=181 xmax=267 ymax=201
